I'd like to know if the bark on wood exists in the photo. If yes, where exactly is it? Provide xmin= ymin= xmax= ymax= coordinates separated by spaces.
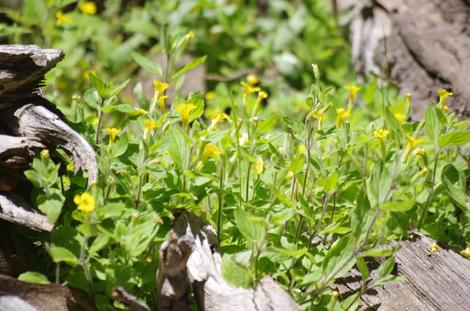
xmin=156 ymin=209 xmax=301 ymax=311
xmin=0 ymin=44 xmax=98 ymax=229
xmin=340 ymin=0 xmax=470 ymax=118
xmin=335 ymin=232 xmax=470 ymax=310
xmin=0 ymin=193 xmax=53 ymax=232
xmin=0 ymin=274 xmax=96 ymax=311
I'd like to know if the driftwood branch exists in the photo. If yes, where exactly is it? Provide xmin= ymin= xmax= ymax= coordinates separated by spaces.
xmin=336 ymin=232 xmax=470 ymax=310
xmin=0 ymin=44 xmax=98 ymax=230
xmin=0 ymin=193 xmax=52 ymax=232
xmin=156 ymin=209 xmax=301 ymax=311
xmin=340 ymin=0 xmax=470 ymax=118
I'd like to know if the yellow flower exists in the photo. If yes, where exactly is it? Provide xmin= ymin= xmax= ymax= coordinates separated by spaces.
xmin=208 ymin=110 xmax=230 ymax=130
xmin=298 ymin=144 xmax=307 ymax=155
xmin=252 ymin=90 xmax=268 ymax=115
xmin=394 ymin=112 xmax=406 ymax=123
xmin=417 ymin=167 xmax=429 ymax=178
xmin=79 ymin=1 xmax=97 ymax=15
xmin=437 ymin=89 xmax=453 ymax=109
xmin=205 ymin=91 xmax=215 ymax=101
xmin=312 ymin=111 xmax=327 ymax=129
xmin=429 ymin=243 xmax=440 ymax=252
xmin=241 ymin=82 xmax=260 ymax=103
xmin=66 ymin=162 xmax=74 ymax=172
xmin=74 ymin=192 xmax=96 ymax=214
xmin=201 ymin=143 xmax=222 ymax=162
xmin=461 ymin=247 xmax=470 ymax=259
xmin=414 ymin=148 xmax=425 ymax=157
xmin=158 ymin=95 xmax=168 ymax=113
xmin=345 ymin=85 xmax=361 ymax=111
xmin=106 ymin=128 xmax=120 ymax=143
xmin=336 ymin=108 xmax=350 ymax=128
xmin=442 ymin=105 xmax=449 ymax=113
xmin=175 ymin=103 xmax=196 ymax=128
xmin=144 ymin=119 xmax=156 ymax=130
xmin=247 ymin=73 xmax=259 ymax=85
xmin=254 ymin=157 xmax=264 ymax=175
xmin=40 ymin=149 xmax=49 ymax=159
xmin=258 ymin=90 xmax=268 ymax=99
xmin=373 ymin=129 xmax=390 ymax=140
xmin=402 ymin=135 xmax=423 ymax=162
xmin=56 ymin=11 xmax=72 ymax=25
xmin=153 ymin=80 xmax=169 ymax=95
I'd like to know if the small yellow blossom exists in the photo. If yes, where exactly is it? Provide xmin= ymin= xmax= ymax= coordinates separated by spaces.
xmin=345 ymin=85 xmax=361 ymax=111
xmin=429 ymin=243 xmax=440 ymax=252
xmin=414 ymin=148 xmax=425 ymax=157
xmin=74 ymin=192 xmax=96 ymax=214
xmin=205 ymin=91 xmax=215 ymax=101
xmin=66 ymin=162 xmax=74 ymax=172
xmin=417 ymin=167 xmax=429 ymax=178
xmin=239 ymin=132 xmax=249 ymax=146
xmin=79 ymin=1 xmax=97 ymax=15
xmin=461 ymin=247 xmax=470 ymax=259
xmin=144 ymin=119 xmax=156 ymax=130
xmin=298 ymin=144 xmax=307 ymax=155
xmin=241 ymin=82 xmax=260 ymax=103
xmin=442 ymin=105 xmax=449 ymax=113
xmin=373 ymin=129 xmax=390 ymax=157
xmin=175 ymin=103 xmax=196 ymax=128
xmin=247 ymin=73 xmax=259 ymax=85
xmin=402 ymin=135 xmax=423 ymax=162
xmin=153 ymin=80 xmax=169 ymax=95
xmin=155 ymin=216 xmax=164 ymax=225
xmin=106 ymin=128 xmax=120 ymax=143
xmin=208 ymin=110 xmax=230 ymax=130
xmin=312 ymin=111 xmax=327 ymax=129
xmin=336 ymin=108 xmax=350 ymax=128
xmin=373 ymin=129 xmax=390 ymax=140
xmin=201 ymin=143 xmax=222 ymax=162
xmin=56 ymin=11 xmax=72 ymax=26
xmin=252 ymin=90 xmax=268 ymax=115
xmin=437 ymin=89 xmax=453 ymax=109
xmin=332 ymin=290 xmax=340 ymax=299
xmin=394 ymin=112 xmax=406 ymax=123
xmin=158 ymin=95 xmax=168 ymax=113
xmin=254 ymin=157 xmax=264 ymax=175
xmin=40 ymin=149 xmax=49 ymax=159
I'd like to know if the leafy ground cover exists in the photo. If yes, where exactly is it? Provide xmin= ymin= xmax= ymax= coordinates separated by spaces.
xmin=1 ymin=1 xmax=469 ymax=310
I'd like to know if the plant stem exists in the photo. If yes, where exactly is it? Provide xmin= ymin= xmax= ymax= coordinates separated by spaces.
xmin=417 ymin=149 xmax=439 ymax=230
xmin=217 ymin=162 xmax=224 ymax=243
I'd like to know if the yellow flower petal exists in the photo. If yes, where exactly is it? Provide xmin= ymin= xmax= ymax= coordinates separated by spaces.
xmin=79 ymin=1 xmax=97 ymax=15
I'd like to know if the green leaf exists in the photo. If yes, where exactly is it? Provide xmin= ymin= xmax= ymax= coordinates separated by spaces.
xmin=37 ymin=193 xmax=64 ymax=224
xmin=381 ymin=200 xmax=414 ymax=212
xmin=360 ymin=245 xmax=400 ymax=257
xmin=89 ymin=235 xmax=110 ymax=256
xmin=356 ymin=257 xmax=369 ymax=280
xmin=341 ymin=292 xmax=360 ymax=311
xmin=171 ymin=55 xmax=207 ymax=80
xmin=18 ymin=271 xmax=50 ymax=284
xmin=283 ymin=116 xmax=305 ymax=140
xmin=424 ymin=106 xmax=443 ymax=142
xmin=234 ymin=208 xmax=265 ymax=243
xmin=441 ymin=164 xmax=469 ymax=212
xmin=221 ymin=254 xmax=252 ymax=288
xmin=322 ymin=236 xmax=355 ymax=281
xmin=47 ymin=246 xmax=79 ymax=267
xmin=368 ymin=162 xmax=393 ymax=205
xmin=438 ymin=131 xmax=470 ymax=148
xmin=22 ymin=0 xmax=46 ymax=26
xmin=323 ymin=172 xmax=338 ymax=194
xmin=165 ymin=126 xmax=189 ymax=171
xmin=131 ymin=52 xmax=163 ymax=76
xmin=377 ymin=256 xmax=395 ymax=277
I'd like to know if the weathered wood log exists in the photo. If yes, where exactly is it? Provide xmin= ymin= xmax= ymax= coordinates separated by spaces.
xmin=0 ymin=44 xmax=98 ymax=228
xmin=156 ymin=209 xmax=301 ymax=311
xmin=0 ymin=193 xmax=53 ymax=232
xmin=340 ymin=0 xmax=470 ymax=118
xmin=0 ymin=274 xmax=96 ymax=311
xmin=335 ymin=232 xmax=470 ymax=310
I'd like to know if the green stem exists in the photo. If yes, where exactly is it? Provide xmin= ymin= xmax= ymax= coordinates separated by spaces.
xmin=217 ymin=162 xmax=224 ymax=243
xmin=417 ymin=149 xmax=439 ymax=230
